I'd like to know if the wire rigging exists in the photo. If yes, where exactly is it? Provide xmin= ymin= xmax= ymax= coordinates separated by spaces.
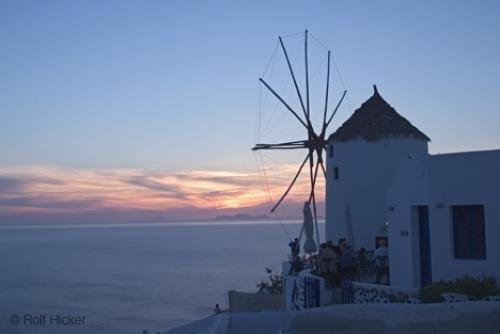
xmin=253 ymin=151 xmax=293 ymax=241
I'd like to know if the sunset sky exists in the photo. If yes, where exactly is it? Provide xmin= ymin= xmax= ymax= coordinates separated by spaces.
xmin=1 ymin=1 xmax=499 ymax=223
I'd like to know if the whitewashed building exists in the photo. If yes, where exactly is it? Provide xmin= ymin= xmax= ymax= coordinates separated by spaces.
xmin=326 ymin=86 xmax=500 ymax=287
xmin=387 ymin=150 xmax=500 ymax=287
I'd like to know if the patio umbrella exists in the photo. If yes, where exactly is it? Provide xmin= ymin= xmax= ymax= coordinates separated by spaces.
xmin=303 ymin=202 xmax=317 ymax=254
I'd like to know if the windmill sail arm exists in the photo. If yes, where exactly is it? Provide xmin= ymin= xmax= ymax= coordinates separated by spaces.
xmin=319 ymin=159 xmax=327 ymax=178
xmin=259 ymin=78 xmax=308 ymax=129
xmin=322 ymin=51 xmax=331 ymax=127
xmin=325 ymin=90 xmax=347 ymax=129
xmin=308 ymin=157 xmax=321 ymax=245
xmin=305 ymin=30 xmax=310 ymax=119
xmin=279 ymin=36 xmax=308 ymax=120
xmin=252 ymin=141 xmax=307 ymax=151
xmin=271 ymin=152 xmax=311 ymax=213
xmin=308 ymin=159 xmax=321 ymax=202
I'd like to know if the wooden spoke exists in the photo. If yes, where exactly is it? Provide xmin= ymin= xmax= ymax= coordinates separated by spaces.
xmin=259 ymin=78 xmax=308 ymax=129
xmin=252 ymin=140 xmax=307 ymax=151
xmin=279 ymin=36 xmax=308 ymax=121
xmin=271 ymin=152 xmax=311 ymax=213
xmin=308 ymin=157 xmax=321 ymax=245
xmin=320 ymin=159 xmax=327 ymax=179
xmin=322 ymin=51 xmax=331 ymax=129
xmin=305 ymin=30 xmax=310 ymax=119
xmin=325 ymin=90 xmax=347 ymax=130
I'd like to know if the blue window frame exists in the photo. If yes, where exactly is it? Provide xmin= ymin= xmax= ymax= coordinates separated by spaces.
xmin=452 ymin=205 xmax=486 ymax=259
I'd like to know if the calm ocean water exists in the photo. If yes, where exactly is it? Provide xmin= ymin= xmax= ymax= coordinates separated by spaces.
xmin=0 ymin=221 xmax=323 ymax=334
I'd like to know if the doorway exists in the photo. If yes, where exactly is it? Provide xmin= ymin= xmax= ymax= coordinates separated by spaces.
xmin=417 ymin=205 xmax=432 ymax=287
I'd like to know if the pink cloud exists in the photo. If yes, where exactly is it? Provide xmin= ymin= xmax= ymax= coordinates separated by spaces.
xmin=0 ymin=165 xmax=325 ymax=223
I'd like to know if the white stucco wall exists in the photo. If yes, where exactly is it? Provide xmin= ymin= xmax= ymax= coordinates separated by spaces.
xmin=325 ymin=138 xmax=428 ymax=249
xmin=388 ymin=149 xmax=500 ymax=288
xmin=386 ymin=155 xmax=430 ymax=288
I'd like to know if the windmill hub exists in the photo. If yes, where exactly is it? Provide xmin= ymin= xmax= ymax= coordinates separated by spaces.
xmin=306 ymin=134 xmax=326 ymax=151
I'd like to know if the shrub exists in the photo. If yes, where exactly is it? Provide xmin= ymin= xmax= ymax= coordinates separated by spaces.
xmin=256 ymin=268 xmax=282 ymax=294
xmin=420 ymin=281 xmax=452 ymax=303
xmin=420 ymin=275 xmax=498 ymax=303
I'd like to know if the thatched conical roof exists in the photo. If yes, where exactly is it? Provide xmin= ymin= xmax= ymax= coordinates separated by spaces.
xmin=329 ymin=85 xmax=430 ymax=142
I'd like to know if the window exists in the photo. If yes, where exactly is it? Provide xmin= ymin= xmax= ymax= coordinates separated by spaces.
xmin=333 ymin=167 xmax=339 ymax=180
xmin=452 ymin=205 xmax=486 ymax=259
xmin=329 ymin=145 xmax=334 ymax=158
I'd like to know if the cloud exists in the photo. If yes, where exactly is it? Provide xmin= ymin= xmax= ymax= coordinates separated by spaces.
xmin=0 ymin=176 xmax=30 ymax=192
xmin=0 ymin=165 xmax=325 ymax=223
xmin=0 ymin=195 xmax=103 ymax=211
xmin=0 ymin=175 xmax=63 ymax=192
xmin=125 ymin=175 xmax=187 ymax=198
xmin=174 ymin=173 xmax=260 ymax=188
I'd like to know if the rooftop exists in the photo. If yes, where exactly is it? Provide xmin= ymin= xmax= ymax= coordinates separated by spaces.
xmin=329 ymin=85 xmax=430 ymax=142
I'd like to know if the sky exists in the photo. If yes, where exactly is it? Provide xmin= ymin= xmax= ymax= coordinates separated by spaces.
xmin=1 ymin=1 xmax=499 ymax=223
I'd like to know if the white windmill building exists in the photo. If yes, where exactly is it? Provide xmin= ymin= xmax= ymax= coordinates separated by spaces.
xmin=325 ymin=85 xmax=430 ymax=250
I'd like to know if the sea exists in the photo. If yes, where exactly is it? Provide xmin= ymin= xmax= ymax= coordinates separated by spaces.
xmin=0 ymin=221 xmax=324 ymax=334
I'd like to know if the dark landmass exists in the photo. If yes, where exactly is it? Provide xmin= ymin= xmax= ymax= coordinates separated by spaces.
xmin=213 ymin=214 xmax=272 ymax=222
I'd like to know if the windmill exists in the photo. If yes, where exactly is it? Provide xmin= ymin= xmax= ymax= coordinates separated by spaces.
xmin=252 ymin=30 xmax=347 ymax=250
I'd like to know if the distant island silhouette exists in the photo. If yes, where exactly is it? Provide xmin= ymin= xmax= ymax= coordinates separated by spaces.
xmin=213 ymin=214 xmax=271 ymax=222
